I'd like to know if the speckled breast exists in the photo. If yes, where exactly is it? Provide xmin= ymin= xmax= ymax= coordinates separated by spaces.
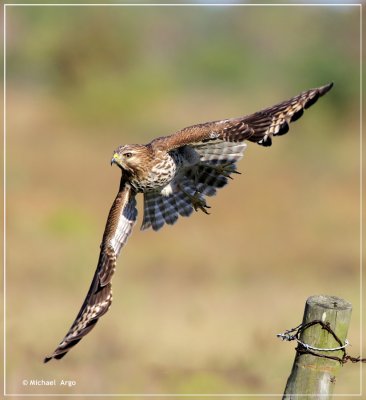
xmin=130 ymin=150 xmax=184 ymax=193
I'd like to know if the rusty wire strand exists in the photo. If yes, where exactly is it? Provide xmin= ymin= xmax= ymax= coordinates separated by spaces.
xmin=277 ymin=319 xmax=366 ymax=365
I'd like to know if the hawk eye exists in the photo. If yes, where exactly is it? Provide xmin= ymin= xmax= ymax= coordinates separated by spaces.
xmin=124 ymin=152 xmax=133 ymax=158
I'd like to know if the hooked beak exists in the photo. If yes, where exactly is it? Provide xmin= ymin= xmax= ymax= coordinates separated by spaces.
xmin=111 ymin=153 xmax=121 ymax=167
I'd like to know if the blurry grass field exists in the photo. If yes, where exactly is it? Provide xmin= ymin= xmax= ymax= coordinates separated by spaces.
xmin=5 ymin=4 xmax=363 ymax=396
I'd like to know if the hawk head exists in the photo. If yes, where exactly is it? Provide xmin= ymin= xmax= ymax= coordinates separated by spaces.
xmin=111 ymin=144 xmax=151 ymax=174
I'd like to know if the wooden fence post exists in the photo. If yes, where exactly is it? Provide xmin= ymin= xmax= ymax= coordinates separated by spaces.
xmin=282 ymin=295 xmax=352 ymax=399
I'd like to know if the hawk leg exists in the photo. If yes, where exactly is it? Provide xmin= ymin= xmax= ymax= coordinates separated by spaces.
xmin=177 ymin=184 xmax=211 ymax=214
xmin=207 ymin=162 xmax=242 ymax=180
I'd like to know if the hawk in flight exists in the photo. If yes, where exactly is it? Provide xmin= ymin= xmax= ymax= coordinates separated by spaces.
xmin=44 ymin=83 xmax=333 ymax=362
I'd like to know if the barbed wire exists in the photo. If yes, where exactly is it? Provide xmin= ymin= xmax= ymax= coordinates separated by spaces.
xmin=277 ymin=319 xmax=365 ymax=365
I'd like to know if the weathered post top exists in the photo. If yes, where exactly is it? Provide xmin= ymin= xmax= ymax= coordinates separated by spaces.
xmin=283 ymin=295 xmax=352 ymax=400
xmin=306 ymin=295 xmax=352 ymax=312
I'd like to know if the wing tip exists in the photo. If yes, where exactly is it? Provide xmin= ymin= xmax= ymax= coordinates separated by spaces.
xmin=304 ymin=82 xmax=333 ymax=110
xmin=318 ymin=82 xmax=334 ymax=96
xmin=256 ymin=82 xmax=334 ymax=147
xmin=43 ymin=353 xmax=64 ymax=363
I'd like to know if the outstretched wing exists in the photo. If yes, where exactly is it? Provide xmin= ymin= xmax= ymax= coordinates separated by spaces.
xmin=44 ymin=176 xmax=137 ymax=362
xmin=141 ymin=83 xmax=333 ymax=231
xmin=151 ymin=83 xmax=333 ymax=151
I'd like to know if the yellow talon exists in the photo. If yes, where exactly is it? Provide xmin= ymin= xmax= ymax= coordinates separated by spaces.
xmin=212 ymin=163 xmax=241 ymax=179
xmin=189 ymin=192 xmax=211 ymax=214
xmin=178 ymin=185 xmax=211 ymax=215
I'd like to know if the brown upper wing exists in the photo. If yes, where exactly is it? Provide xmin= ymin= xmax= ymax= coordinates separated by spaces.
xmin=44 ymin=176 xmax=137 ymax=362
xmin=151 ymin=83 xmax=333 ymax=151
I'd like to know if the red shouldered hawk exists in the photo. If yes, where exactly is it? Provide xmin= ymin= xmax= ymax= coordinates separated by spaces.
xmin=44 ymin=83 xmax=333 ymax=362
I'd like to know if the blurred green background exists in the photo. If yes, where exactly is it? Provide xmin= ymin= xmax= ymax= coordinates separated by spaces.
xmin=5 ymin=3 xmax=363 ymax=396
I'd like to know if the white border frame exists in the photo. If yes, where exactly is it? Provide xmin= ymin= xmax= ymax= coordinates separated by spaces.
xmin=3 ymin=2 xmax=363 ymax=397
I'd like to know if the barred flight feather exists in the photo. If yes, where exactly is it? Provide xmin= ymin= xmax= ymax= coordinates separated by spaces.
xmin=44 ymin=178 xmax=137 ymax=362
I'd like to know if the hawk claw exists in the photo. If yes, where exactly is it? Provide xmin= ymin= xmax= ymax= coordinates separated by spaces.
xmin=189 ymin=190 xmax=211 ymax=214
xmin=211 ymin=163 xmax=241 ymax=179
xmin=178 ymin=185 xmax=211 ymax=215
xmin=193 ymin=201 xmax=211 ymax=215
